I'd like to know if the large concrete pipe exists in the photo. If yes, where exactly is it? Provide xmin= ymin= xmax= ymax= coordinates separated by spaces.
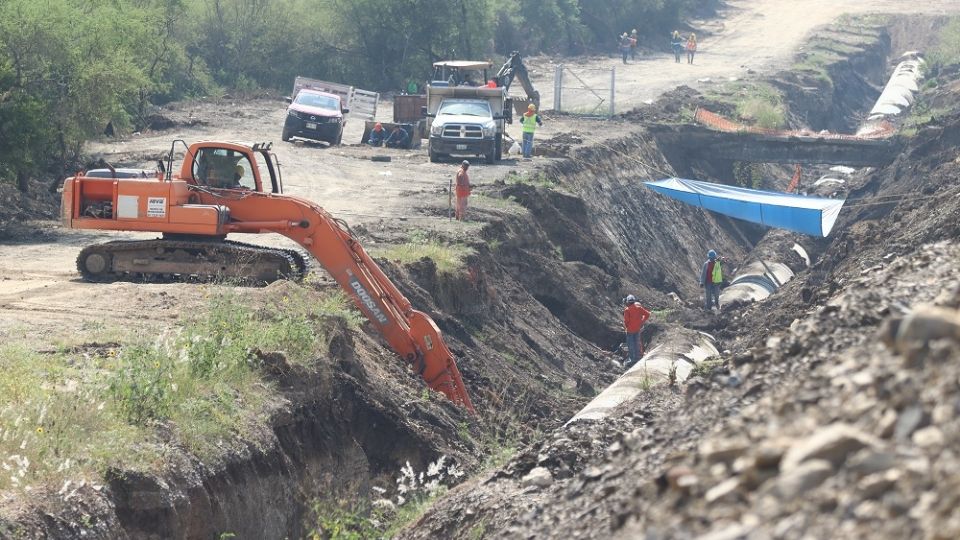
xmin=568 ymin=329 xmax=718 ymax=423
xmin=719 ymin=259 xmax=794 ymax=307
xmin=857 ymin=53 xmax=925 ymax=136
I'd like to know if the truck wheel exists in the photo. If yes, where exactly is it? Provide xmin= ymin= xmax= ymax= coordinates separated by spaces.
xmin=281 ymin=129 xmax=291 ymax=142
xmin=334 ymin=129 xmax=343 ymax=146
xmin=495 ymin=135 xmax=503 ymax=161
xmin=429 ymin=147 xmax=441 ymax=163
xmin=485 ymin=150 xmax=495 ymax=165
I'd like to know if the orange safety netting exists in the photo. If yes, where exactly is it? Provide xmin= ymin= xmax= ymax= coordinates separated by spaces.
xmin=693 ymin=108 xmax=896 ymax=141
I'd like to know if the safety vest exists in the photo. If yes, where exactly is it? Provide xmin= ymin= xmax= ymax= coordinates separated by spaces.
xmin=521 ymin=114 xmax=539 ymax=133
xmin=711 ymin=261 xmax=723 ymax=283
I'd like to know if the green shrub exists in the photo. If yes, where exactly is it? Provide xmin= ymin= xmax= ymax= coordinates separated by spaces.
xmin=928 ymin=17 xmax=960 ymax=68
xmin=737 ymin=98 xmax=786 ymax=129
xmin=306 ymin=501 xmax=380 ymax=540
xmin=109 ymin=345 xmax=175 ymax=424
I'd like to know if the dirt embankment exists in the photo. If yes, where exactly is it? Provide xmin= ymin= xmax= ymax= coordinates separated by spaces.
xmin=396 ymin=18 xmax=960 ymax=540
xmin=1 ymin=284 xmax=478 ymax=539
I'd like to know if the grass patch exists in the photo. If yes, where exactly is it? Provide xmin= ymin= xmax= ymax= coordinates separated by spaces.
xmin=737 ymin=98 xmax=785 ymax=129
xmin=305 ymin=457 xmax=461 ymax=539
xmin=733 ymin=83 xmax=786 ymax=129
xmin=381 ymin=487 xmax=447 ymax=538
xmin=899 ymin=98 xmax=951 ymax=138
xmin=928 ymin=17 xmax=960 ymax=70
xmin=649 ymin=308 xmax=675 ymax=321
xmin=0 ymin=345 xmax=150 ymax=492
xmin=380 ymin=241 xmax=473 ymax=274
xmin=703 ymin=81 xmax=787 ymax=129
xmin=471 ymin=193 xmax=527 ymax=213
xmin=0 ymin=285 xmax=361 ymax=492
xmin=689 ymin=358 xmax=724 ymax=379
xmin=305 ymin=501 xmax=380 ymax=540
xmin=505 ymin=170 xmax=557 ymax=189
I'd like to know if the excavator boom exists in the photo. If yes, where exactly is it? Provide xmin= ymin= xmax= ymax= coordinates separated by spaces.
xmin=495 ymin=51 xmax=540 ymax=110
xmin=208 ymin=190 xmax=475 ymax=411
xmin=60 ymin=141 xmax=475 ymax=412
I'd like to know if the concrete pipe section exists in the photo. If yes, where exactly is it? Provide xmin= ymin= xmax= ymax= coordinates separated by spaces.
xmin=857 ymin=52 xmax=925 ymax=136
xmin=719 ymin=259 xmax=795 ymax=307
xmin=568 ymin=329 xmax=719 ymax=423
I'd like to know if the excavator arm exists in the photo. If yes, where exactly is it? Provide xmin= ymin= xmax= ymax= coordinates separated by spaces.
xmin=61 ymin=140 xmax=473 ymax=412
xmin=495 ymin=51 xmax=540 ymax=110
xmin=196 ymin=188 xmax=475 ymax=412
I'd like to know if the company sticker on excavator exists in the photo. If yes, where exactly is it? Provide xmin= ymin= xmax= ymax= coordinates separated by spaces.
xmin=147 ymin=197 xmax=166 ymax=218
xmin=348 ymin=274 xmax=390 ymax=325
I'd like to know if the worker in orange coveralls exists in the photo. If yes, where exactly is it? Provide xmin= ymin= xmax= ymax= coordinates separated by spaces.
xmin=455 ymin=160 xmax=472 ymax=221
xmin=623 ymin=294 xmax=651 ymax=368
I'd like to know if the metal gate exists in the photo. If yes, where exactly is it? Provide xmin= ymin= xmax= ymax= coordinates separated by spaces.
xmin=552 ymin=65 xmax=616 ymax=116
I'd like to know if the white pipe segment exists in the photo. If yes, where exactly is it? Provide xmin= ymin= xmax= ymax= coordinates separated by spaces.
xmin=567 ymin=332 xmax=719 ymax=423
xmin=858 ymin=56 xmax=924 ymax=136
xmin=719 ymin=260 xmax=795 ymax=305
xmin=792 ymin=244 xmax=811 ymax=267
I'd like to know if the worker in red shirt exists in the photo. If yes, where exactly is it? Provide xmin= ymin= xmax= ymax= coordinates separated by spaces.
xmin=455 ymin=160 xmax=472 ymax=221
xmin=623 ymin=294 xmax=651 ymax=368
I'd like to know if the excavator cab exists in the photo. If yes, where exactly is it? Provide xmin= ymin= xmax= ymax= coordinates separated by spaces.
xmin=192 ymin=148 xmax=258 ymax=190
xmin=170 ymin=140 xmax=283 ymax=194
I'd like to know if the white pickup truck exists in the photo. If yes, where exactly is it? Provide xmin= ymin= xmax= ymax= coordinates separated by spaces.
xmin=426 ymin=72 xmax=512 ymax=164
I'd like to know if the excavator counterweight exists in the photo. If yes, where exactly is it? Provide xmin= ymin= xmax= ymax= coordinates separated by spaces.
xmin=61 ymin=140 xmax=475 ymax=412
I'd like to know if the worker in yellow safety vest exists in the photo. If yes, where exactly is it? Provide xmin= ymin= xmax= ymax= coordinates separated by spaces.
xmin=519 ymin=103 xmax=543 ymax=159
xmin=699 ymin=249 xmax=724 ymax=311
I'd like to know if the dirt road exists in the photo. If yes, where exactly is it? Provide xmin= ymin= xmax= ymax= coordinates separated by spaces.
xmin=530 ymin=0 xmax=960 ymax=113
xmin=2 ymin=0 xmax=958 ymax=347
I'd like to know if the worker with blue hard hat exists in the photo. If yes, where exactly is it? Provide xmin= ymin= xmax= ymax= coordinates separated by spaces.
xmin=699 ymin=249 xmax=724 ymax=312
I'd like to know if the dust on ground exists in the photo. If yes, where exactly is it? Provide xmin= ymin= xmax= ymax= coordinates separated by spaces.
xmin=527 ymin=0 xmax=960 ymax=114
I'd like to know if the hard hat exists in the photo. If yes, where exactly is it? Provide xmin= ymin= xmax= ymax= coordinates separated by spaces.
xmin=528 ymin=103 xmax=536 ymax=111
xmin=708 ymin=250 xmax=717 ymax=260
xmin=625 ymin=294 xmax=636 ymax=304
xmin=462 ymin=160 xmax=470 ymax=166
xmin=632 ymin=29 xmax=637 ymax=34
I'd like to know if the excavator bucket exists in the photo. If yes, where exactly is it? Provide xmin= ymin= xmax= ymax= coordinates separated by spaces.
xmin=408 ymin=310 xmax=475 ymax=412
xmin=61 ymin=140 xmax=477 ymax=413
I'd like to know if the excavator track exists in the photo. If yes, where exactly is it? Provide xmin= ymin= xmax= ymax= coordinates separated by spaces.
xmin=76 ymin=239 xmax=308 ymax=285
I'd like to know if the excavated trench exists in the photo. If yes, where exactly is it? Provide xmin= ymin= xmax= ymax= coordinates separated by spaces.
xmin=395 ymin=17 xmax=956 ymax=540
xmin=9 ymin=17 xmax=948 ymax=540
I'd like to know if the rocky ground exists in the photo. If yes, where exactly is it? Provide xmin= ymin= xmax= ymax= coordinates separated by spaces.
xmin=399 ymin=49 xmax=960 ymax=540
xmin=2 ymin=3 xmax=960 ymax=539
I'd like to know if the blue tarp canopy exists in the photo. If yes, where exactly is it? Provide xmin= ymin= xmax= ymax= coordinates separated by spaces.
xmin=645 ymin=177 xmax=844 ymax=237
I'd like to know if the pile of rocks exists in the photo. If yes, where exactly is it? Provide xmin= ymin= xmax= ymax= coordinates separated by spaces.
xmin=619 ymin=242 xmax=960 ymax=539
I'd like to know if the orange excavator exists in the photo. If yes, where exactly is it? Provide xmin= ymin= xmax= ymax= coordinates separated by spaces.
xmin=60 ymin=140 xmax=474 ymax=412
